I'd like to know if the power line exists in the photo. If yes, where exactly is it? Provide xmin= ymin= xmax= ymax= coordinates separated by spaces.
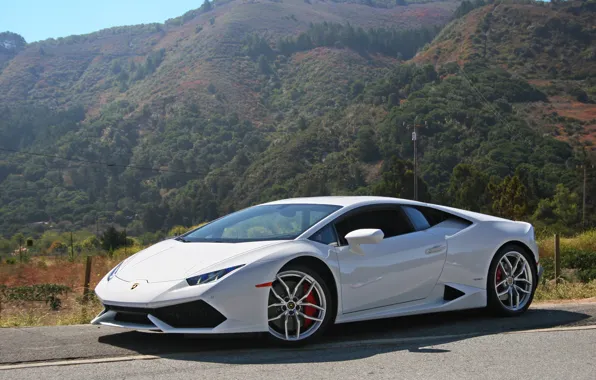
xmin=458 ymin=65 xmax=513 ymax=131
xmin=0 ymin=147 xmax=269 ymax=179
xmin=0 ymin=147 xmax=205 ymax=177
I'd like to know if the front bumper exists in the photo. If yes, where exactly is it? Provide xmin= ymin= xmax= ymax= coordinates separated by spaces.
xmin=92 ymin=260 xmax=279 ymax=334
xmin=91 ymin=299 xmax=228 ymax=333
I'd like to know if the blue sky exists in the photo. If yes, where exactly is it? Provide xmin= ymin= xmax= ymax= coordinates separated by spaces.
xmin=1 ymin=0 xmax=205 ymax=43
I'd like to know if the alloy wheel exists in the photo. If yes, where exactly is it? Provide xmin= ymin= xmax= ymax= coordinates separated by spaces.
xmin=494 ymin=251 xmax=534 ymax=312
xmin=267 ymin=270 xmax=327 ymax=341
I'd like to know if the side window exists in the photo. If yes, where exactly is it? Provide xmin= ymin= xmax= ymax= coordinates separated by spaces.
xmin=334 ymin=208 xmax=414 ymax=246
xmin=402 ymin=206 xmax=431 ymax=231
xmin=309 ymin=224 xmax=338 ymax=246
xmin=414 ymin=206 xmax=471 ymax=227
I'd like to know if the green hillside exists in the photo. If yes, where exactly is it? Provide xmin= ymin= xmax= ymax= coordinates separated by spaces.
xmin=1 ymin=0 xmax=595 ymax=240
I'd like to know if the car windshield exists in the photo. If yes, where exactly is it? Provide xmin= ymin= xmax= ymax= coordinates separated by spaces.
xmin=180 ymin=204 xmax=341 ymax=243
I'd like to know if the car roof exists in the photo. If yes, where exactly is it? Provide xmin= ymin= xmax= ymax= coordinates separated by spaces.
xmin=263 ymin=196 xmax=426 ymax=208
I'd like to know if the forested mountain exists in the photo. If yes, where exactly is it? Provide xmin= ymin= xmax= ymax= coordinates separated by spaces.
xmin=1 ymin=0 xmax=595 ymax=239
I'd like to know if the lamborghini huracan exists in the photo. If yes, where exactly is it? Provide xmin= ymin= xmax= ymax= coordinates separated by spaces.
xmin=92 ymin=196 xmax=543 ymax=345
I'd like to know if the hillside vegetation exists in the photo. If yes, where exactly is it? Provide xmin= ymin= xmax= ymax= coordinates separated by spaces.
xmin=1 ymin=0 xmax=596 ymax=240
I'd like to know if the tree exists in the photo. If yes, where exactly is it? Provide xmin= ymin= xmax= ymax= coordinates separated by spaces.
xmin=297 ymin=116 xmax=308 ymax=130
xmin=100 ymin=226 xmax=128 ymax=251
xmin=488 ymin=175 xmax=528 ymax=220
xmin=200 ymin=0 xmax=213 ymax=12
xmin=533 ymin=184 xmax=579 ymax=226
xmin=351 ymin=81 xmax=365 ymax=98
xmin=356 ymin=127 xmax=380 ymax=162
xmin=371 ymin=156 xmax=430 ymax=201
xmin=257 ymin=55 xmax=271 ymax=74
xmin=447 ymin=164 xmax=489 ymax=212
xmin=0 ymin=32 xmax=27 ymax=53
xmin=388 ymin=93 xmax=399 ymax=108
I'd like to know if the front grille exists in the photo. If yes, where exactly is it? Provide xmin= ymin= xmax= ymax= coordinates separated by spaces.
xmin=114 ymin=312 xmax=152 ymax=325
xmin=105 ymin=300 xmax=226 ymax=328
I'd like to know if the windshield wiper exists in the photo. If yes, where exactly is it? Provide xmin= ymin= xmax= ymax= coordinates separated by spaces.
xmin=175 ymin=236 xmax=190 ymax=242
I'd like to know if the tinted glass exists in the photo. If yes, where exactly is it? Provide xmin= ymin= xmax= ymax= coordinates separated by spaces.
xmin=334 ymin=207 xmax=414 ymax=245
xmin=402 ymin=206 xmax=431 ymax=231
xmin=310 ymin=224 xmax=338 ymax=246
xmin=415 ymin=206 xmax=452 ymax=226
xmin=183 ymin=204 xmax=341 ymax=243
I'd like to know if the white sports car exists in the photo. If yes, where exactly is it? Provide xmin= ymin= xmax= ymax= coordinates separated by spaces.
xmin=92 ymin=196 xmax=543 ymax=345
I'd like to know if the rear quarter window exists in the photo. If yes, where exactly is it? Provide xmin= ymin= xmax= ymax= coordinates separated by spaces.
xmin=414 ymin=206 xmax=472 ymax=227
xmin=402 ymin=206 xmax=431 ymax=231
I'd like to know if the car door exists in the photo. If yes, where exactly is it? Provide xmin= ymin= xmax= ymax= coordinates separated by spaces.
xmin=333 ymin=205 xmax=447 ymax=313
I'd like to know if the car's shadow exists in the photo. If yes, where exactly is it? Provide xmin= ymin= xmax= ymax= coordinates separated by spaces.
xmin=98 ymin=306 xmax=592 ymax=364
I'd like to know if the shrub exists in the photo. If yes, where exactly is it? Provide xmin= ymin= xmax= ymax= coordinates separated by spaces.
xmin=0 ymin=284 xmax=71 ymax=311
xmin=49 ymin=241 xmax=67 ymax=254
xmin=168 ymin=225 xmax=189 ymax=237
xmin=562 ymin=249 xmax=596 ymax=282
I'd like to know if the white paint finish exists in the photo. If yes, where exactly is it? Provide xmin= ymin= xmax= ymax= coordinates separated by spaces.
xmin=345 ymin=228 xmax=384 ymax=245
xmin=93 ymin=196 xmax=540 ymax=336
xmin=335 ymin=282 xmax=486 ymax=324
xmin=336 ymin=230 xmax=447 ymax=313
xmin=116 ymin=239 xmax=287 ymax=282
xmin=345 ymin=228 xmax=384 ymax=254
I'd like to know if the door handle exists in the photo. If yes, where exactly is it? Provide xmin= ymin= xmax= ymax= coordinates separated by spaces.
xmin=425 ymin=245 xmax=446 ymax=255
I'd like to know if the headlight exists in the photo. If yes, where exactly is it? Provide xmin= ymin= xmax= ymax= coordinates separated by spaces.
xmin=186 ymin=265 xmax=244 ymax=286
xmin=107 ymin=262 xmax=123 ymax=281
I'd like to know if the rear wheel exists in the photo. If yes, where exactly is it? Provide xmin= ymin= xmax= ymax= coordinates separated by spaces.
xmin=487 ymin=244 xmax=537 ymax=316
xmin=267 ymin=265 xmax=333 ymax=346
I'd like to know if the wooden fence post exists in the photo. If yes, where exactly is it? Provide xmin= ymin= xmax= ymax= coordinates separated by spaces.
xmin=83 ymin=256 xmax=92 ymax=302
xmin=554 ymin=233 xmax=561 ymax=285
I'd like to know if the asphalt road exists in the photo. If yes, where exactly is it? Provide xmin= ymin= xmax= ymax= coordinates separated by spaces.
xmin=1 ymin=301 xmax=595 ymax=379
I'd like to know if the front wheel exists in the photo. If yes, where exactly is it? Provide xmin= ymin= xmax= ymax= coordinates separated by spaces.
xmin=487 ymin=244 xmax=537 ymax=316
xmin=267 ymin=265 xmax=333 ymax=346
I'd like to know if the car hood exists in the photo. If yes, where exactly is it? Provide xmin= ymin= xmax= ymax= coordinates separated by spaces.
xmin=116 ymin=239 xmax=285 ymax=283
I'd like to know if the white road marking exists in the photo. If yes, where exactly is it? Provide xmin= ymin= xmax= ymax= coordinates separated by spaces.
xmin=504 ymin=324 xmax=596 ymax=334
xmin=0 ymin=355 xmax=160 ymax=371
xmin=1 ymin=324 xmax=595 ymax=371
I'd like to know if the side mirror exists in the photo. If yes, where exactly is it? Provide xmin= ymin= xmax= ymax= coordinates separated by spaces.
xmin=345 ymin=229 xmax=384 ymax=255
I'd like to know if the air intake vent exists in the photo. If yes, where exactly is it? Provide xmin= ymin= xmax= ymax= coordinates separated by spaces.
xmin=443 ymin=285 xmax=465 ymax=301
xmin=105 ymin=300 xmax=226 ymax=328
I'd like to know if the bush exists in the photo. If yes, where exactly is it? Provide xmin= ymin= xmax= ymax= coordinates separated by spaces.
xmin=562 ymin=249 xmax=596 ymax=282
xmin=0 ymin=284 xmax=71 ymax=311
xmin=541 ymin=248 xmax=596 ymax=283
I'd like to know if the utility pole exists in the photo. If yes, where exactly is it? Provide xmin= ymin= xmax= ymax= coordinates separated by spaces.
xmin=70 ymin=231 xmax=74 ymax=260
xmin=412 ymin=130 xmax=418 ymax=201
xmin=18 ymin=235 xmax=23 ymax=263
xmin=583 ymin=164 xmax=587 ymax=229
xmin=404 ymin=120 xmax=427 ymax=201
xmin=577 ymin=163 xmax=594 ymax=229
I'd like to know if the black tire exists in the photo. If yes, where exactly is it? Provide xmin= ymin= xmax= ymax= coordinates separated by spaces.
xmin=487 ymin=243 xmax=537 ymax=317
xmin=266 ymin=264 xmax=335 ymax=347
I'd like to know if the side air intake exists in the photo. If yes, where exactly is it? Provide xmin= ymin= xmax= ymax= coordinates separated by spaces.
xmin=443 ymin=285 xmax=465 ymax=301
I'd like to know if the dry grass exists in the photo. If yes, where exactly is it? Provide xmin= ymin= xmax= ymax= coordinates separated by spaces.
xmin=535 ymin=280 xmax=596 ymax=302
xmin=0 ymin=295 xmax=103 ymax=327
xmin=0 ymin=245 xmax=142 ymax=288
xmin=538 ymin=230 xmax=596 ymax=258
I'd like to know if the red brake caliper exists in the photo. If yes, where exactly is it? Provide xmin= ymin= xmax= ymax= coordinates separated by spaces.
xmin=302 ymin=283 xmax=317 ymax=328
xmin=496 ymin=266 xmax=503 ymax=285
